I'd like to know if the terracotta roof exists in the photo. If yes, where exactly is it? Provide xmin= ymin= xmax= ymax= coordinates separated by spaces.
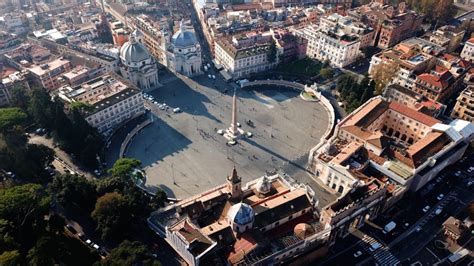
xmin=389 ymin=101 xmax=440 ymax=126
xmin=417 ymin=73 xmax=450 ymax=90
xmin=407 ymin=131 xmax=451 ymax=167
xmin=366 ymin=132 xmax=390 ymax=149
xmin=343 ymin=98 xmax=389 ymax=128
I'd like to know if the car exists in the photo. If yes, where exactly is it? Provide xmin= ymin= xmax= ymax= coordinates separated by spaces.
xmin=353 ymin=251 xmax=362 ymax=258
xmin=173 ymin=107 xmax=181 ymax=113
xmin=208 ymin=74 xmax=212 ymax=79
xmin=93 ymin=244 xmax=100 ymax=250
xmin=227 ymin=140 xmax=237 ymax=146
xmin=415 ymin=226 xmax=422 ymax=232
xmin=65 ymin=224 xmax=77 ymax=234
xmin=468 ymin=167 xmax=473 ymax=173
xmin=435 ymin=208 xmax=442 ymax=215
xmin=246 ymin=132 xmax=253 ymax=138
xmin=369 ymin=242 xmax=381 ymax=252
xmin=212 ymin=75 xmax=216 ymax=80
xmin=217 ymin=129 xmax=224 ymax=135
xmin=455 ymin=171 xmax=461 ymax=177
xmin=85 ymin=239 xmax=92 ymax=246
xmin=422 ymin=206 xmax=430 ymax=213
xmin=159 ymin=106 xmax=166 ymax=110
xmin=437 ymin=194 xmax=444 ymax=200
xmin=94 ymin=169 xmax=102 ymax=176
xmin=154 ymin=101 xmax=159 ymax=105
xmin=236 ymin=122 xmax=241 ymax=127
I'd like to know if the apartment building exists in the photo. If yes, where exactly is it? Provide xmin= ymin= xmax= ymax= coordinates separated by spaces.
xmin=310 ymin=96 xmax=473 ymax=199
xmin=369 ymin=38 xmax=445 ymax=89
xmin=27 ymin=58 xmax=72 ymax=91
xmin=299 ymin=24 xmax=360 ymax=68
xmin=57 ymin=74 xmax=145 ymax=136
xmin=215 ymin=32 xmax=279 ymax=79
xmin=428 ymin=25 xmax=465 ymax=53
xmin=349 ymin=2 xmax=423 ymax=49
xmin=319 ymin=13 xmax=375 ymax=48
xmin=383 ymin=84 xmax=446 ymax=118
xmin=129 ymin=14 xmax=168 ymax=66
xmin=461 ymin=38 xmax=474 ymax=63
xmin=451 ymin=85 xmax=474 ymax=123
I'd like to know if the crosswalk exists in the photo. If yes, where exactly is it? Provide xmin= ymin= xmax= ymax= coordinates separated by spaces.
xmin=360 ymin=235 xmax=400 ymax=266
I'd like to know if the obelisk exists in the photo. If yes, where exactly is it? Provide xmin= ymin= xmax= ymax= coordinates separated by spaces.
xmin=231 ymin=88 xmax=238 ymax=135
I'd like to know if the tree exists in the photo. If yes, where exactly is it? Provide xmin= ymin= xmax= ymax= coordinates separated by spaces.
xmin=0 ymin=250 xmax=20 ymax=266
xmin=108 ymin=158 xmax=142 ymax=179
xmin=102 ymin=240 xmax=160 ymax=266
xmin=320 ymin=68 xmax=334 ymax=80
xmin=50 ymin=174 xmax=97 ymax=212
xmin=48 ymin=214 xmax=66 ymax=235
xmin=10 ymin=85 xmax=30 ymax=110
xmin=0 ymin=108 xmax=27 ymax=132
xmin=433 ymin=0 xmax=456 ymax=25
xmin=91 ymin=192 xmax=132 ymax=241
xmin=370 ymin=60 xmax=399 ymax=95
xmin=0 ymin=184 xmax=51 ymax=229
xmin=267 ymin=39 xmax=277 ymax=63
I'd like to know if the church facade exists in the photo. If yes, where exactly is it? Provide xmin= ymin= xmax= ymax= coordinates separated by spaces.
xmin=162 ymin=21 xmax=203 ymax=77
xmin=119 ymin=30 xmax=160 ymax=92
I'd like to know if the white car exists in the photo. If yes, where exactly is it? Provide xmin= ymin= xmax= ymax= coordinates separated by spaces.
xmin=173 ymin=108 xmax=181 ymax=113
xmin=435 ymin=208 xmax=442 ymax=215
xmin=85 ymin=239 xmax=92 ymax=245
xmin=422 ymin=206 xmax=430 ymax=213
xmin=415 ymin=226 xmax=422 ymax=232
xmin=455 ymin=171 xmax=461 ymax=177
xmin=208 ymin=74 xmax=212 ymax=79
xmin=246 ymin=132 xmax=253 ymax=138
xmin=353 ymin=251 xmax=362 ymax=258
xmin=93 ymin=244 xmax=100 ymax=250
xmin=217 ymin=129 xmax=224 ymax=135
xmin=212 ymin=75 xmax=216 ymax=80
xmin=436 ymin=194 xmax=444 ymax=200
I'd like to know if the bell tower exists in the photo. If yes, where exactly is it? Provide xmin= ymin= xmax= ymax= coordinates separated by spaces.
xmin=227 ymin=166 xmax=242 ymax=200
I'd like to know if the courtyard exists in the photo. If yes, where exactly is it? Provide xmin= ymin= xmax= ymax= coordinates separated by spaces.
xmin=107 ymin=73 xmax=336 ymax=206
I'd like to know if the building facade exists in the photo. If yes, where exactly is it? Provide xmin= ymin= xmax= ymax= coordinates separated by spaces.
xmin=57 ymin=73 xmax=145 ymax=136
xmin=215 ymin=33 xmax=279 ymax=79
xmin=119 ymin=30 xmax=160 ymax=92
xmin=451 ymin=85 xmax=474 ymax=123
xmin=300 ymin=24 xmax=360 ymax=68
xmin=164 ymin=20 xmax=203 ymax=77
xmin=27 ymin=58 xmax=72 ymax=91
xmin=461 ymin=38 xmax=474 ymax=63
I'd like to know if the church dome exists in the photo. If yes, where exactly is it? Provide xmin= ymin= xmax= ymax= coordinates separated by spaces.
xmin=294 ymin=223 xmax=315 ymax=240
xmin=227 ymin=203 xmax=254 ymax=225
xmin=172 ymin=20 xmax=198 ymax=48
xmin=120 ymin=30 xmax=152 ymax=64
xmin=256 ymin=176 xmax=271 ymax=194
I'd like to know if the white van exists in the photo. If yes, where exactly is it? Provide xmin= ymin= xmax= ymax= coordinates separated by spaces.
xmin=369 ymin=242 xmax=381 ymax=252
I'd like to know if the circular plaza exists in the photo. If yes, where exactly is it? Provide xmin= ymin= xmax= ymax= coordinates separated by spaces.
xmin=108 ymin=74 xmax=332 ymax=201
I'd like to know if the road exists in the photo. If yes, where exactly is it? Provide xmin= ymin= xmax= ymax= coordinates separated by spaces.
xmin=28 ymin=134 xmax=96 ymax=179
xmin=320 ymin=154 xmax=474 ymax=265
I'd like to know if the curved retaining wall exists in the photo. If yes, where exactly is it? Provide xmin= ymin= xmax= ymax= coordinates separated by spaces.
xmin=241 ymin=80 xmax=336 ymax=172
xmin=119 ymin=118 xmax=152 ymax=158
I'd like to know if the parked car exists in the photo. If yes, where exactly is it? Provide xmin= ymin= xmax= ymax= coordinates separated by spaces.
xmin=435 ymin=208 xmax=442 ymax=215
xmin=65 ymin=224 xmax=77 ymax=234
xmin=437 ymin=194 xmax=444 ymax=200
xmin=422 ymin=206 xmax=430 ymax=213
xmin=353 ymin=251 xmax=362 ymax=258
xmin=369 ymin=242 xmax=381 ymax=252
xmin=173 ymin=107 xmax=181 ymax=113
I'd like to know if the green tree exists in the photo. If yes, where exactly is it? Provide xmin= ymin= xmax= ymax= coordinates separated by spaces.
xmin=10 ymin=85 xmax=30 ymax=110
xmin=102 ymin=240 xmax=160 ymax=266
xmin=26 ymin=236 xmax=56 ymax=265
xmin=50 ymin=174 xmax=97 ymax=212
xmin=267 ymin=39 xmax=277 ymax=63
xmin=320 ymin=68 xmax=334 ymax=80
xmin=92 ymin=192 xmax=132 ymax=241
xmin=0 ymin=108 xmax=27 ymax=132
xmin=0 ymin=250 xmax=20 ymax=266
xmin=108 ymin=158 xmax=142 ymax=178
